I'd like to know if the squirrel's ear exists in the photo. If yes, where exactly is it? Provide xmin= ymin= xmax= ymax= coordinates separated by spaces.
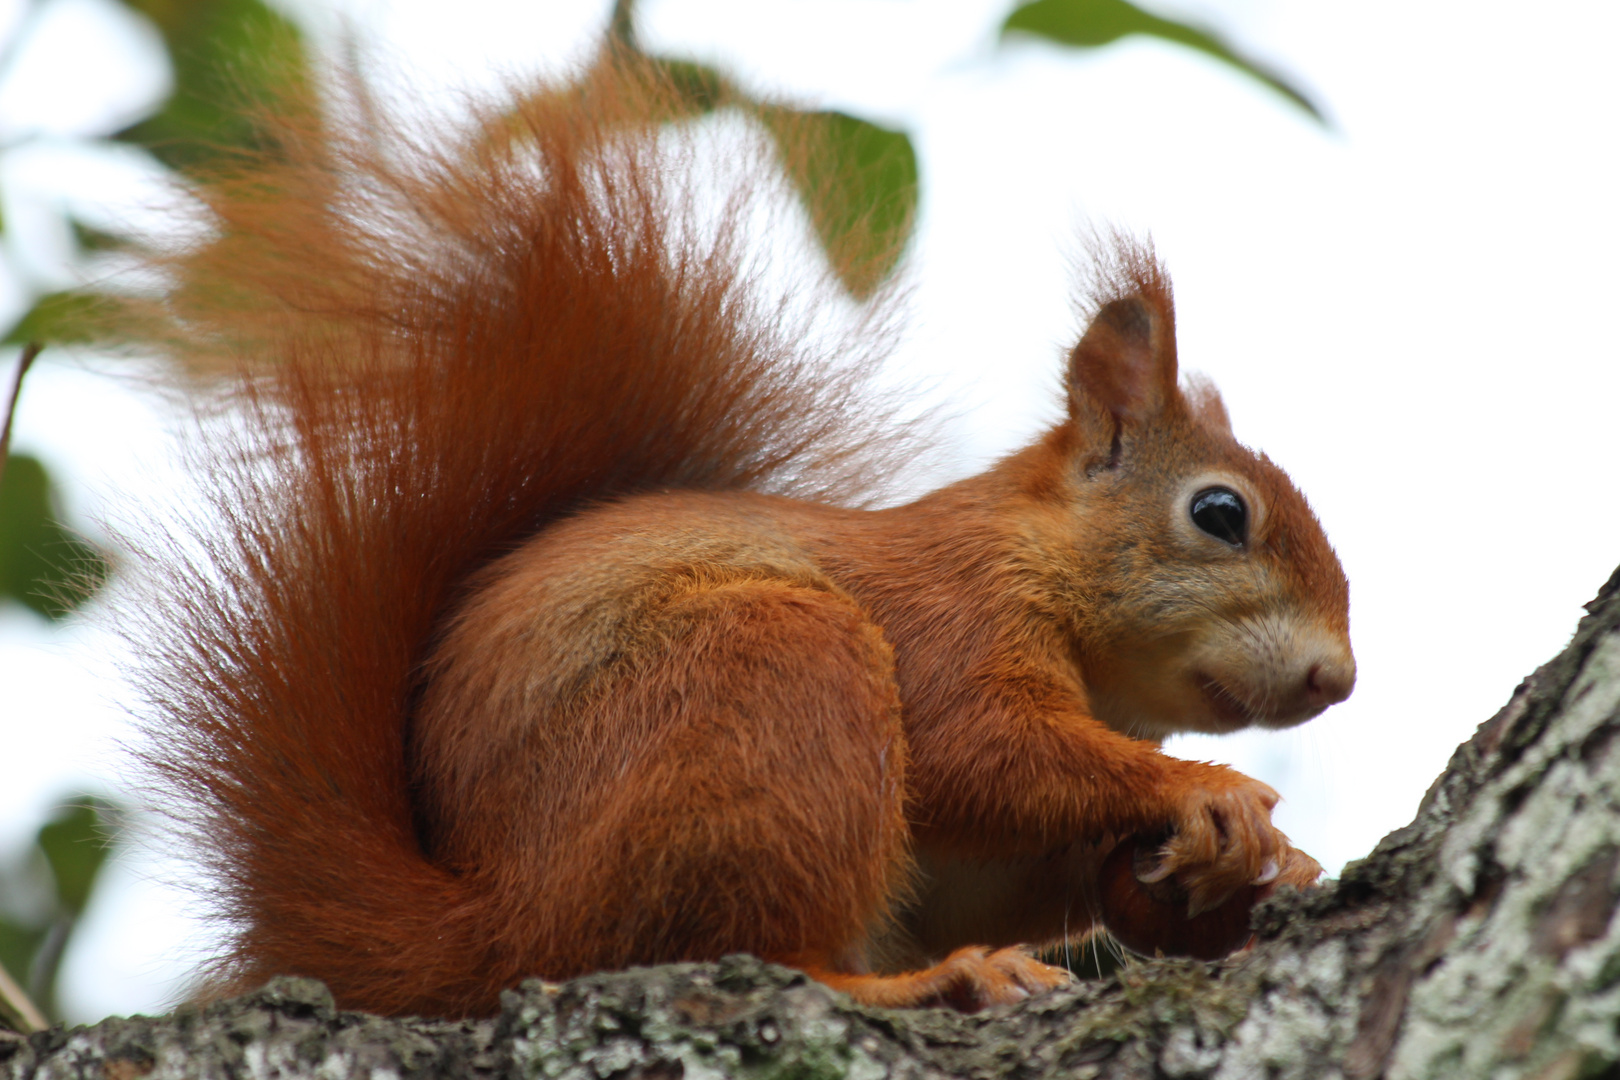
xmin=1066 ymin=291 xmax=1179 ymax=439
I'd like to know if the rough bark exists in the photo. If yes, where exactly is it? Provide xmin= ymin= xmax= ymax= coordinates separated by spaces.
xmin=6 ymin=565 xmax=1620 ymax=1080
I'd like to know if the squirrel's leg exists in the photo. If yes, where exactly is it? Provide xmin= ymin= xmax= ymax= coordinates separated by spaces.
xmin=532 ymin=576 xmax=1069 ymax=1010
xmin=902 ymin=695 xmax=1311 ymax=920
xmin=527 ymin=577 xmax=910 ymax=980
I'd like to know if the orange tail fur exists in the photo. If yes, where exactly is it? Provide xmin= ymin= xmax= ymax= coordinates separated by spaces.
xmin=129 ymin=59 xmax=903 ymax=1018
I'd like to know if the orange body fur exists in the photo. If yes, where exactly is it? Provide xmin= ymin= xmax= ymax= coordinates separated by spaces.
xmin=133 ymin=61 xmax=1353 ymax=1019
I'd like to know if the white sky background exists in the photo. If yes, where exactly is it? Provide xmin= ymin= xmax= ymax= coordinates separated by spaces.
xmin=0 ymin=0 xmax=1616 ymax=1023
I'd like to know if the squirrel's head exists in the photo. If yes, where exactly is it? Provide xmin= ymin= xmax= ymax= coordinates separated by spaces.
xmin=1028 ymin=240 xmax=1353 ymax=740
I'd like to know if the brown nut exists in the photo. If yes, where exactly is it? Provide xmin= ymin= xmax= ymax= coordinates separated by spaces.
xmin=1097 ymin=835 xmax=1260 ymax=961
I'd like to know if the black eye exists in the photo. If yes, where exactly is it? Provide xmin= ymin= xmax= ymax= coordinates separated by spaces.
xmin=1190 ymin=487 xmax=1247 ymax=546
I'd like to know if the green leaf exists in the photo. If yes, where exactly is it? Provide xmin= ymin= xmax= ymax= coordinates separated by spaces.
xmin=756 ymin=107 xmax=918 ymax=298
xmin=112 ymin=0 xmax=311 ymax=174
xmin=1002 ymin=0 xmax=1325 ymax=125
xmin=493 ymin=58 xmax=921 ymax=296
xmin=0 ymin=454 xmax=111 ymax=620
xmin=3 ymin=292 xmax=108 ymax=347
xmin=36 ymin=801 xmax=118 ymax=919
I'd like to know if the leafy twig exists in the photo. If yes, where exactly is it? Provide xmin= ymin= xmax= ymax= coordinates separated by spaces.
xmin=0 ymin=341 xmax=41 ymax=490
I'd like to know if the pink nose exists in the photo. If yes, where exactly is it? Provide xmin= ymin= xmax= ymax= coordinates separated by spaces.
xmin=1305 ymin=658 xmax=1356 ymax=707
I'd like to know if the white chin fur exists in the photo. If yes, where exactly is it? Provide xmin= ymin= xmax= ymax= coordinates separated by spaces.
xmin=1183 ymin=612 xmax=1355 ymax=731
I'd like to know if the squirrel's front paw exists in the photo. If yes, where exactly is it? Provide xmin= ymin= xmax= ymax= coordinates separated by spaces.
xmin=1145 ymin=764 xmax=1295 ymax=916
xmin=1100 ymin=825 xmax=1324 ymax=960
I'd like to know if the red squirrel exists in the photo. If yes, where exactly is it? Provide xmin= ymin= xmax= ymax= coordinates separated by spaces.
xmin=131 ymin=60 xmax=1354 ymax=1019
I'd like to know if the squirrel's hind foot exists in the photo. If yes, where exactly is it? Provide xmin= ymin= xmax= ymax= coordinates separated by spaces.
xmin=802 ymin=946 xmax=1072 ymax=1012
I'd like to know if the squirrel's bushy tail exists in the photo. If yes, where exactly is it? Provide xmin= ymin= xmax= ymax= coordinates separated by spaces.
xmin=129 ymin=58 xmax=899 ymax=1017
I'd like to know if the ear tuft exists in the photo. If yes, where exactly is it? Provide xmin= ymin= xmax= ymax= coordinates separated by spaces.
xmin=1067 ymin=234 xmax=1178 ymax=427
xmin=1183 ymin=374 xmax=1233 ymax=435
